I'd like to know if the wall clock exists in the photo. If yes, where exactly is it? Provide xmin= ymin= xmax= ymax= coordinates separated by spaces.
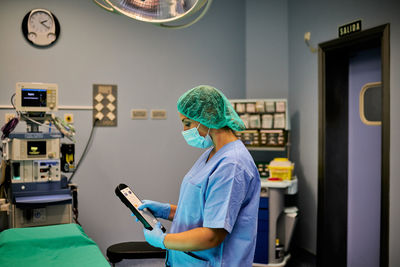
xmin=22 ymin=9 xmax=60 ymax=47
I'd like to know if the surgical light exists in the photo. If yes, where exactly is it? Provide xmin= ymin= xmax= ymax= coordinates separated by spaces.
xmin=93 ymin=0 xmax=213 ymax=29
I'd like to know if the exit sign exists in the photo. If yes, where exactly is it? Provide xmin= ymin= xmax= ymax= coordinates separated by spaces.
xmin=338 ymin=20 xmax=362 ymax=37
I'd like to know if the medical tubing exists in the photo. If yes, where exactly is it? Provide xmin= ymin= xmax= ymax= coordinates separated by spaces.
xmin=53 ymin=115 xmax=75 ymax=133
xmin=51 ymin=115 xmax=75 ymax=142
xmin=20 ymin=114 xmax=56 ymax=129
xmin=2 ymin=94 xmax=20 ymax=139
xmin=1 ymin=118 xmax=19 ymax=140
xmin=67 ymin=119 xmax=99 ymax=183
xmin=10 ymin=93 xmax=19 ymax=113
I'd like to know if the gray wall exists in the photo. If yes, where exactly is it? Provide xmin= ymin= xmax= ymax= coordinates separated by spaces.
xmin=0 ymin=0 xmax=246 ymax=254
xmin=246 ymin=0 xmax=289 ymax=99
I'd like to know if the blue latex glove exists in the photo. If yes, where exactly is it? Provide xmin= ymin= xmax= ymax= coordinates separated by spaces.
xmin=138 ymin=200 xmax=170 ymax=220
xmin=143 ymin=222 xmax=166 ymax=249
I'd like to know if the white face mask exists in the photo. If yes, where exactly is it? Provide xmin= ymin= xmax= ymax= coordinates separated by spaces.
xmin=181 ymin=124 xmax=213 ymax=149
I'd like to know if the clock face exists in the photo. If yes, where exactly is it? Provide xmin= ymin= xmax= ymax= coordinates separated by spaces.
xmin=29 ymin=11 xmax=54 ymax=33
xmin=22 ymin=9 xmax=60 ymax=47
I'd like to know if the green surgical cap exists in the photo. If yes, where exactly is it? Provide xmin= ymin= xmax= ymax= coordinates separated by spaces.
xmin=177 ymin=85 xmax=246 ymax=131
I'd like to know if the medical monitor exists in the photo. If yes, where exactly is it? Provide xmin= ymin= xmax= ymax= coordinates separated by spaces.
xmin=15 ymin=82 xmax=58 ymax=113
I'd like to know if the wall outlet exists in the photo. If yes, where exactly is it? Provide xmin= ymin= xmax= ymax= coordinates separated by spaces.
xmin=5 ymin=113 xmax=16 ymax=123
xmin=131 ymin=109 xmax=148 ymax=119
xmin=151 ymin=109 xmax=167 ymax=120
xmin=64 ymin=113 xmax=74 ymax=124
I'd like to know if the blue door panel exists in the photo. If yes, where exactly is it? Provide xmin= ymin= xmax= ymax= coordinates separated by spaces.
xmin=347 ymin=47 xmax=381 ymax=267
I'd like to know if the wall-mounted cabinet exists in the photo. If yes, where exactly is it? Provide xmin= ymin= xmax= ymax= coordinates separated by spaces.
xmin=230 ymin=99 xmax=290 ymax=157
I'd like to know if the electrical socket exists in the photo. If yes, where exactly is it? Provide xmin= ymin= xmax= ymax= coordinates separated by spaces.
xmin=131 ymin=109 xmax=148 ymax=120
xmin=4 ymin=113 xmax=16 ymax=123
xmin=64 ymin=113 xmax=74 ymax=124
xmin=151 ymin=109 xmax=167 ymax=120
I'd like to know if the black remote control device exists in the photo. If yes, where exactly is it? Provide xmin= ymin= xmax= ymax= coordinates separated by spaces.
xmin=115 ymin=183 xmax=166 ymax=233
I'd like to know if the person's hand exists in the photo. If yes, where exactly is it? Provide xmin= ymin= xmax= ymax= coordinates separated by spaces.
xmin=143 ymin=222 xmax=166 ymax=249
xmin=139 ymin=200 xmax=170 ymax=220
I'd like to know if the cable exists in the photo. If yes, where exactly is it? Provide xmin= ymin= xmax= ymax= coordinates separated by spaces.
xmin=68 ymin=119 xmax=99 ymax=183
xmin=10 ymin=93 xmax=19 ymax=114
xmin=52 ymin=115 xmax=76 ymax=142
xmin=22 ymin=115 xmax=56 ymax=129
xmin=69 ymin=184 xmax=81 ymax=226
xmin=1 ymin=118 xmax=19 ymax=140
xmin=1 ymin=94 xmax=21 ymax=139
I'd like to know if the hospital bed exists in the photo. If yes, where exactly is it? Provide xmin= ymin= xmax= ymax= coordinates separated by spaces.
xmin=0 ymin=223 xmax=110 ymax=267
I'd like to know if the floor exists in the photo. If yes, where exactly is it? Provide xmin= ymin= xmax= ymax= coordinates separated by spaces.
xmin=111 ymin=248 xmax=317 ymax=267
xmin=286 ymin=247 xmax=317 ymax=267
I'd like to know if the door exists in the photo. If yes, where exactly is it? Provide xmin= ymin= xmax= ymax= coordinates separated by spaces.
xmin=317 ymin=24 xmax=390 ymax=267
xmin=348 ymin=47 xmax=381 ymax=267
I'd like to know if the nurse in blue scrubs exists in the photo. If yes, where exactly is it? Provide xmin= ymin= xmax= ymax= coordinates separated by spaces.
xmin=139 ymin=85 xmax=261 ymax=267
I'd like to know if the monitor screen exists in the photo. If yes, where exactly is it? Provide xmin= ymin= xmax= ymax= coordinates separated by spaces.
xmin=27 ymin=141 xmax=47 ymax=156
xmin=21 ymin=89 xmax=47 ymax=107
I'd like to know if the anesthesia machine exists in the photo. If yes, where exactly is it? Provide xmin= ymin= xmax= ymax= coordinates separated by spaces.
xmin=0 ymin=82 xmax=77 ymax=229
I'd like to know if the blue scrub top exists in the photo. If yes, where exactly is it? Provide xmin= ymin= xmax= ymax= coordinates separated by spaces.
xmin=167 ymin=140 xmax=261 ymax=267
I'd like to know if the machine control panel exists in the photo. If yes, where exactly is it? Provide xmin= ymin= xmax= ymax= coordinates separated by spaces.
xmin=11 ymin=160 xmax=61 ymax=183
xmin=46 ymin=89 xmax=57 ymax=110
xmin=6 ymin=138 xmax=60 ymax=161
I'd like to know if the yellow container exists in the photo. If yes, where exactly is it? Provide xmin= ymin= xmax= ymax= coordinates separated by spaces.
xmin=268 ymin=158 xmax=294 ymax=180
